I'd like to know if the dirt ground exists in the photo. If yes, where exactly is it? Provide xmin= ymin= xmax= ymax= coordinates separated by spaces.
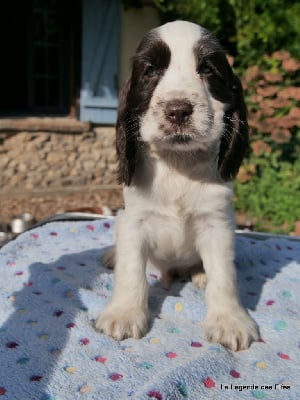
xmin=0 ymin=186 xmax=255 ymax=230
xmin=1 ymin=188 xmax=298 ymax=247
xmin=0 ymin=188 xmax=123 ymax=228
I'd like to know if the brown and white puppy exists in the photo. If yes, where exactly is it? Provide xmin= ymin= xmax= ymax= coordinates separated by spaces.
xmin=96 ymin=20 xmax=259 ymax=351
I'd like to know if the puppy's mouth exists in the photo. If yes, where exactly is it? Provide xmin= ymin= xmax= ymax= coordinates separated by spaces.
xmin=152 ymin=132 xmax=197 ymax=150
xmin=150 ymin=129 xmax=213 ymax=152
xmin=169 ymin=133 xmax=193 ymax=145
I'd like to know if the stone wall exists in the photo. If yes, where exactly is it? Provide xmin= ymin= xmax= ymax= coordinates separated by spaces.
xmin=0 ymin=127 xmax=118 ymax=191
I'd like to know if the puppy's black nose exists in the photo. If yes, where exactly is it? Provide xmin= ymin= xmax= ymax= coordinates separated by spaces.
xmin=165 ymin=100 xmax=193 ymax=125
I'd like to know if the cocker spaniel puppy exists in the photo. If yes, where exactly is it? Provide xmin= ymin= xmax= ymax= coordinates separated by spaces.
xmin=96 ymin=20 xmax=259 ymax=351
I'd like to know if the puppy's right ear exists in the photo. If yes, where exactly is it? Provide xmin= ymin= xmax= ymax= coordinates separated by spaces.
xmin=116 ymin=78 xmax=137 ymax=186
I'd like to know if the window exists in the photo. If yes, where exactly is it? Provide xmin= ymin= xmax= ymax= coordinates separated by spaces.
xmin=0 ymin=0 xmax=81 ymax=116
xmin=29 ymin=0 xmax=63 ymax=110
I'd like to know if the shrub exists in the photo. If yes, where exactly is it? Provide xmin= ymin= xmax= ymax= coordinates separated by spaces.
xmin=234 ymin=51 xmax=300 ymax=233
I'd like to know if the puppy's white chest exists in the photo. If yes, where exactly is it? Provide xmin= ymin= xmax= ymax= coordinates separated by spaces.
xmin=142 ymin=208 xmax=200 ymax=269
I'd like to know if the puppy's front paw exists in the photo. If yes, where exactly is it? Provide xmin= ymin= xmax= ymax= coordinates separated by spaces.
xmin=204 ymin=307 xmax=259 ymax=351
xmin=95 ymin=304 xmax=148 ymax=340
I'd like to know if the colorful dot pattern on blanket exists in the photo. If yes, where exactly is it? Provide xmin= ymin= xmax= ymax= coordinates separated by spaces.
xmin=0 ymin=219 xmax=300 ymax=399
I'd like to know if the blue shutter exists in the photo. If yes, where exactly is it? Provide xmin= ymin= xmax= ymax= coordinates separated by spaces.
xmin=80 ymin=0 xmax=120 ymax=124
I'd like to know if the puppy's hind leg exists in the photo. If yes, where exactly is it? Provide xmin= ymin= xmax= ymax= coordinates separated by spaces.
xmin=101 ymin=246 xmax=116 ymax=269
xmin=190 ymin=263 xmax=207 ymax=290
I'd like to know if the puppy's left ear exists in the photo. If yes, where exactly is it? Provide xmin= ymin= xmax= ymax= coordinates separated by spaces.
xmin=218 ymin=75 xmax=249 ymax=182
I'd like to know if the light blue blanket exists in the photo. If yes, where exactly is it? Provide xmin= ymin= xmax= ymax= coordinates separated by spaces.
xmin=0 ymin=218 xmax=299 ymax=399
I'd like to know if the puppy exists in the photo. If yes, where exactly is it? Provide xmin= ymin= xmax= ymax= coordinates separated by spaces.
xmin=96 ymin=20 xmax=259 ymax=351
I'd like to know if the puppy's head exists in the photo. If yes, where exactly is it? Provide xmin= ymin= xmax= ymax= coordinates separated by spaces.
xmin=116 ymin=20 xmax=248 ymax=185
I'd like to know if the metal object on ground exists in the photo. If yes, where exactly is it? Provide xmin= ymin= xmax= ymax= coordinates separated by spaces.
xmin=10 ymin=213 xmax=35 ymax=234
xmin=0 ymin=223 xmax=11 ymax=247
xmin=0 ymin=230 xmax=9 ymax=242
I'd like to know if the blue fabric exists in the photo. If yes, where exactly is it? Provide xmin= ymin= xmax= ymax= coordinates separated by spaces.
xmin=0 ymin=218 xmax=299 ymax=399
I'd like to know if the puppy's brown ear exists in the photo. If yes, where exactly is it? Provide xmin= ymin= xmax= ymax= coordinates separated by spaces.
xmin=218 ymin=75 xmax=249 ymax=182
xmin=116 ymin=78 xmax=137 ymax=186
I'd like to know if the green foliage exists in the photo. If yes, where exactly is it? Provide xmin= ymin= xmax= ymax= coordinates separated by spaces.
xmin=234 ymin=153 xmax=300 ymax=233
xmin=234 ymin=52 xmax=300 ymax=233
xmin=152 ymin=0 xmax=300 ymax=67
xmin=228 ymin=0 xmax=300 ymax=67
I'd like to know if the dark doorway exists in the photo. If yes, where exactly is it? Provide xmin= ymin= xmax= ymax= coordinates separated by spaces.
xmin=0 ymin=0 xmax=81 ymax=116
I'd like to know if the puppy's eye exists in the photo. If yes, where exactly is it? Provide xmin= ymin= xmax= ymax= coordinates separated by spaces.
xmin=144 ymin=65 xmax=157 ymax=78
xmin=197 ymin=63 xmax=214 ymax=76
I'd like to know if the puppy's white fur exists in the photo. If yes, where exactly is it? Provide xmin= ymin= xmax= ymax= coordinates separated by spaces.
xmin=141 ymin=22 xmax=225 ymax=151
xmin=96 ymin=21 xmax=259 ymax=351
